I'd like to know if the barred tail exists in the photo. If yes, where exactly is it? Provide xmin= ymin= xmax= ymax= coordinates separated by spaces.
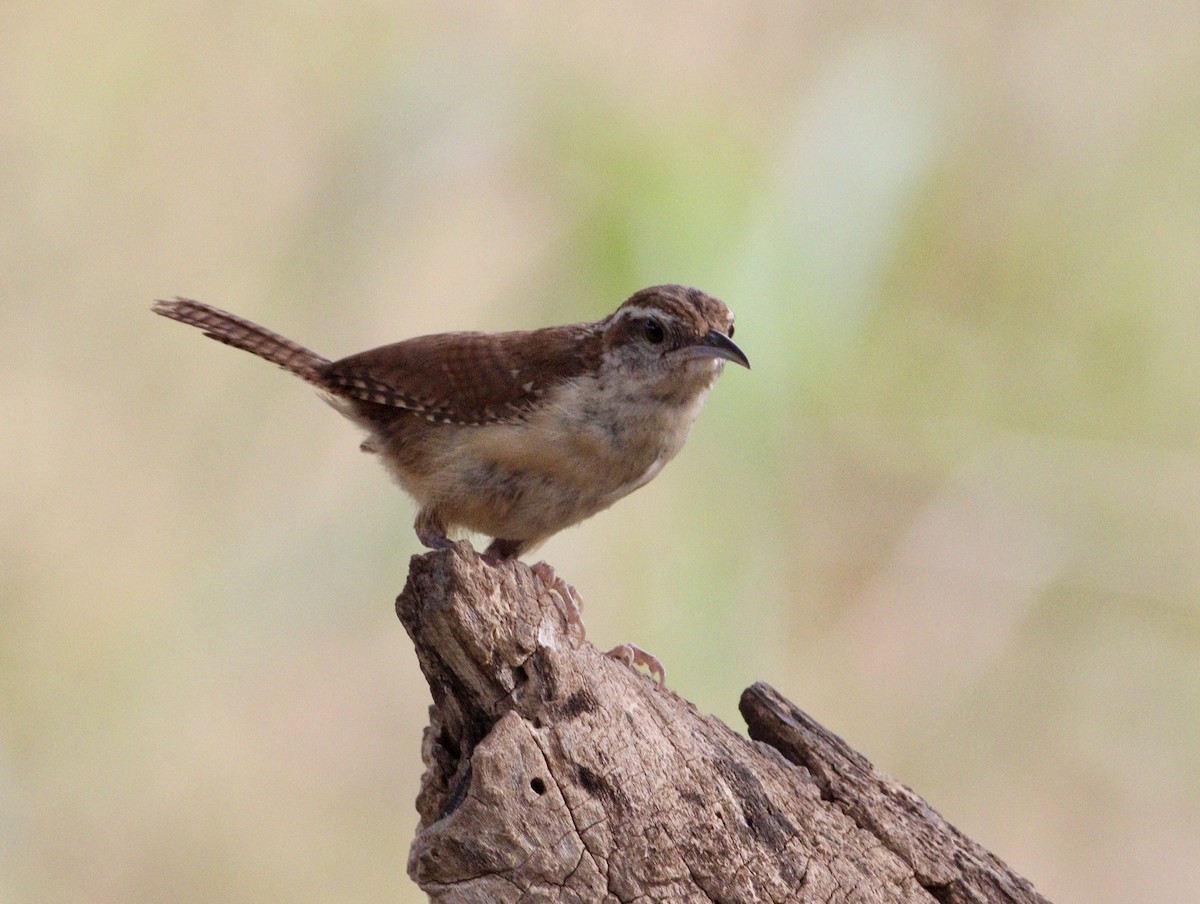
xmin=152 ymin=297 xmax=329 ymax=383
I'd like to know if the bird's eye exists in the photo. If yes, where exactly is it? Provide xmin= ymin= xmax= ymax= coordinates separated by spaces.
xmin=643 ymin=317 xmax=665 ymax=344
xmin=728 ymin=324 xmax=735 ymax=338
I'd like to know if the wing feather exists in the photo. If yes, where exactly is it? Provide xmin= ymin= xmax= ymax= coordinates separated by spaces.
xmin=320 ymin=325 xmax=599 ymax=426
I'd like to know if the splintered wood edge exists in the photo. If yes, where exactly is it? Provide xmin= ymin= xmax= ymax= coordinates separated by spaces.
xmin=396 ymin=547 xmax=1050 ymax=903
xmin=740 ymin=685 xmax=1052 ymax=904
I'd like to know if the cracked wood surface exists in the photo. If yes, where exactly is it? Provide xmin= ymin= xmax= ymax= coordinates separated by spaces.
xmin=397 ymin=546 xmax=1049 ymax=903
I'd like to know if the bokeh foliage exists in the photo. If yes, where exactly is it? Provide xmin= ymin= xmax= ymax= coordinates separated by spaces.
xmin=2 ymin=4 xmax=1198 ymax=902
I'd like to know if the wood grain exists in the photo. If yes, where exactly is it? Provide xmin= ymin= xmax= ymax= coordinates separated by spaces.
xmin=397 ymin=546 xmax=1050 ymax=903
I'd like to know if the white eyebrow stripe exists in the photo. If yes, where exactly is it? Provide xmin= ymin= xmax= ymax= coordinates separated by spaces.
xmin=614 ymin=306 xmax=660 ymax=322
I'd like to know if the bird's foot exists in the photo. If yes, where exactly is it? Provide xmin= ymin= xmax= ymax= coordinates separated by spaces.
xmin=606 ymin=643 xmax=666 ymax=687
xmin=530 ymin=561 xmax=586 ymax=641
xmin=420 ymin=534 xmax=474 ymax=555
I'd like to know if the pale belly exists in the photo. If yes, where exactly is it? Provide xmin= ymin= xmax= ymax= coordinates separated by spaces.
xmin=423 ymin=387 xmax=709 ymax=541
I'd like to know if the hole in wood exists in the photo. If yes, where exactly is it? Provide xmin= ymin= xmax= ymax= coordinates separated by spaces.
xmin=530 ymin=777 xmax=546 ymax=795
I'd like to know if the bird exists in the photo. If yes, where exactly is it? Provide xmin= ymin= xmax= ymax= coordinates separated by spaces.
xmin=153 ymin=285 xmax=749 ymax=682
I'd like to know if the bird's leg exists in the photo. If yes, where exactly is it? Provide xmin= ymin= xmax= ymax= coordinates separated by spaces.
xmin=483 ymin=537 xmax=527 ymax=560
xmin=415 ymin=508 xmax=471 ymax=553
xmin=606 ymin=643 xmax=666 ymax=687
xmin=529 ymin=561 xmax=586 ymax=641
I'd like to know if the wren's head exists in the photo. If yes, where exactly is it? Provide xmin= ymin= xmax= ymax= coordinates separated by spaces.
xmin=601 ymin=285 xmax=749 ymax=398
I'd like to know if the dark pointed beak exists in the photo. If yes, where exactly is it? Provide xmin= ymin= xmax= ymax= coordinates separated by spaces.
xmin=688 ymin=329 xmax=750 ymax=369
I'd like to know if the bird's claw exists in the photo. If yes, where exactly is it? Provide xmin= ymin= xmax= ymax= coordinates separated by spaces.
xmin=606 ymin=643 xmax=666 ymax=687
xmin=527 ymin=563 xmax=665 ymax=686
xmin=530 ymin=561 xmax=586 ymax=641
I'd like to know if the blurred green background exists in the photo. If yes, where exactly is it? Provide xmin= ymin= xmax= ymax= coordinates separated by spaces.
xmin=3 ymin=3 xmax=1198 ymax=902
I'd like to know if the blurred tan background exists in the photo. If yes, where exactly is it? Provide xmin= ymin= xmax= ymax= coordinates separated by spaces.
xmin=3 ymin=3 xmax=1198 ymax=902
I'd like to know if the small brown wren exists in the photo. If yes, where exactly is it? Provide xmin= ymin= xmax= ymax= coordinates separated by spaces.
xmin=153 ymin=285 xmax=749 ymax=561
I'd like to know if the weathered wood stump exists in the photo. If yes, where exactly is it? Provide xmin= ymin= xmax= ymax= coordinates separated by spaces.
xmin=397 ymin=546 xmax=1049 ymax=903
